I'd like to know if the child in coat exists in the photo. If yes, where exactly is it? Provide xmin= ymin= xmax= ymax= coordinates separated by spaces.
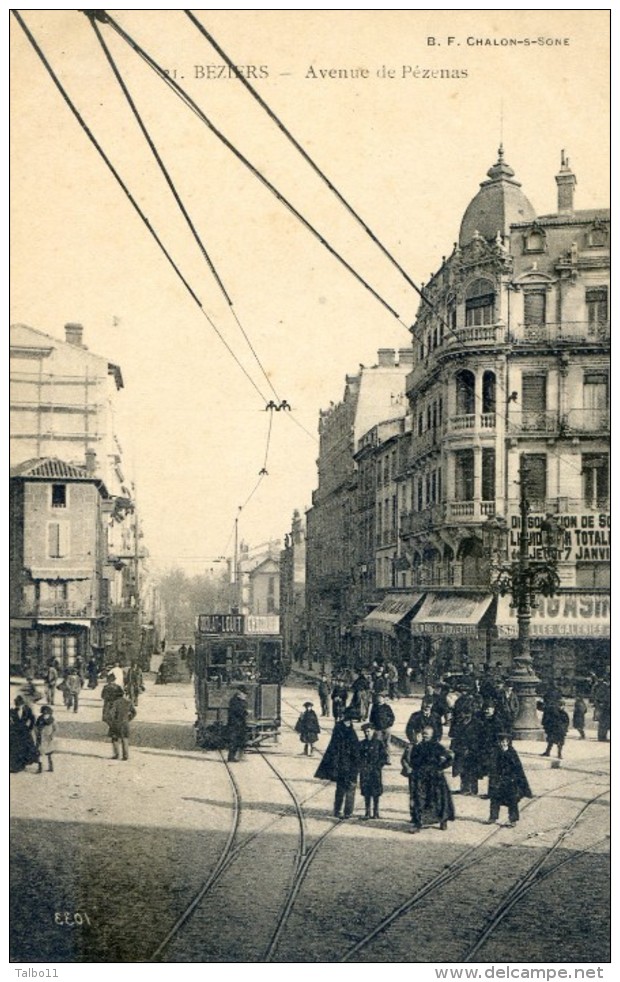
xmin=295 ymin=701 xmax=321 ymax=755
xmin=572 ymin=694 xmax=587 ymax=740
xmin=35 ymin=705 xmax=57 ymax=772
xmin=359 ymin=722 xmax=388 ymax=819
xmin=487 ymin=735 xmax=532 ymax=826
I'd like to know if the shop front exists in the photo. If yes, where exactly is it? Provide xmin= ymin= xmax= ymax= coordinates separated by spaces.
xmin=495 ymin=592 xmax=610 ymax=694
xmin=361 ymin=592 xmax=425 ymax=667
xmin=410 ymin=592 xmax=497 ymax=681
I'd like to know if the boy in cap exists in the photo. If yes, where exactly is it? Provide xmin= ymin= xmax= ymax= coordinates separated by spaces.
xmin=295 ymin=701 xmax=321 ymax=755
xmin=487 ymin=734 xmax=532 ymax=827
xmin=359 ymin=721 xmax=388 ymax=819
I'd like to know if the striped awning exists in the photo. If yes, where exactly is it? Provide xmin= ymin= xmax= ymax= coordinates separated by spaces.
xmin=411 ymin=593 xmax=494 ymax=637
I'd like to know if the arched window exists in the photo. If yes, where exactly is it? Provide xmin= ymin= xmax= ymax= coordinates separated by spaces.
xmin=482 ymin=370 xmax=496 ymax=414
xmin=458 ymin=537 xmax=488 ymax=587
xmin=455 ymin=369 xmax=476 ymax=415
xmin=465 ymin=278 xmax=495 ymax=327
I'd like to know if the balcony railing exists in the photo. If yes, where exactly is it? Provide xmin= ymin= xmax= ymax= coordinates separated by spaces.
xmin=448 ymin=412 xmax=496 ymax=433
xmin=508 ymin=411 xmax=560 ymax=434
xmin=564 ymin=408 xmax=610 ymax=434
xmin=446 ymin=500 xmax=495 ymax=521
xmin=410 ymin=426 xmax=443 ymax=461
xmin=17 ymin=601 xmax=95 ymax=618
xmin=510 ymin=321 xmax=609 ymax=344
xmin=407 ymin=322 xmax=506 ymax=392
xmin=400 ymin=505 xmax=445 ymax=537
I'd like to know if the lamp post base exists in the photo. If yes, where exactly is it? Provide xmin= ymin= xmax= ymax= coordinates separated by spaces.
xmin=510 ymin=672 xmax=544 ymax=741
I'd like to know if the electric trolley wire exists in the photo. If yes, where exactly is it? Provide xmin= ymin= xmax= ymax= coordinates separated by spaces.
xmin=102 ymin=10 xmax=410 ymax=329
xmin=184 ymin=9 xmax=432 ymax=313
xmin=87 ymin=11 xmax=282 ymax=405
xmin=183 ymin=12 xmax=597 ymax=477
xmin=12 ymin=10 xmax=270 ymax=407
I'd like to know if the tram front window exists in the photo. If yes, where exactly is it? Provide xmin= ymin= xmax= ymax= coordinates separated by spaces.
xmin=259 ymin=641 xmax=283 ymax=683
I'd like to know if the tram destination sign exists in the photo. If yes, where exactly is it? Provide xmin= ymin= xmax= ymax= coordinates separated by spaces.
xmin=197 ymin=613 xmax=280 ymax=635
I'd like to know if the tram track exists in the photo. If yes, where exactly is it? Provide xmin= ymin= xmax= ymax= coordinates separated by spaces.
xmin=463 ymin=788 xmax=610 ymax=962
xmin=148 ymin=734 xmax=335 ymax=961
xmin=339 ymin=772 xmax=609 ymax=962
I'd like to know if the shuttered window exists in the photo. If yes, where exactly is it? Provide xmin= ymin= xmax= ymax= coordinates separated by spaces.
xmin=521 ymin=374 xmax=547 ymax=412
xmin=523 ymin=290 xmax=546 ymax=326
xmin=522 ymin=454 xmax=547 ymax=508
xmin=48 ymin=522 xmax=69 ymax=558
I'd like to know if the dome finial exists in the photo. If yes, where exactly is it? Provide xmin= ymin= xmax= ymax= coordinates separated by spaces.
xmin=487 ymin=146 xmax=515 ymax=181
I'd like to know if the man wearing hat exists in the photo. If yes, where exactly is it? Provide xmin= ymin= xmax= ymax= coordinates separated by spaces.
xmin=101 ymin=673 xmax=124 ymax=730
xmin=359 ymin=722 xmax=388 ymax=819
xmin=315 ymin=708 xmax=361 ymax=818
xmin=227 ymin=686 xmax=249 ymax=762
xmin=295 ymin=701 xmax=321 ymax=755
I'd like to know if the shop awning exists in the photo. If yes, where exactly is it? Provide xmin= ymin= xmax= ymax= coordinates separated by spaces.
xmin=363 ymin=593 xmax=425 ymax=636
xmin=496 ymin=594 xmax=610 ymax=639
xmin=411 ymin=593 xmax=494 ymax=636
xmin=37 ymin=618 xmax=92 ymax=629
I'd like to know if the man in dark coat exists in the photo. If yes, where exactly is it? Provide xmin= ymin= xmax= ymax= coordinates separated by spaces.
xmin=495 ymin=683 xmax=520 ymax=736
xmin=359 ymin=722 xmax=388 ymax=819
xmin=487 ymin=735 xmax=532 ymax=826
xmin=317 ymin=675 xmax=330 ymax=717
xmin=593 ymin=676 xmax=610 ymax=742
xmin=186 ymin=645 xmax=195 ymax=682
xmin=406 ymin=702 xmax=443 ymax=743
xmin=541 ymin=699 xmax=570 ymax=758
xmin=295 ymin=701 xmax=321 ymax=755
xmin=315 ymin=711 xmax=361 ymax=818
xmin=450 ymin=709 xmax=482 ymax=795
xmin=101 ymin=674 xmax=124 ymax=728
xmin=408 ymin=725 xmax=455 ymax=832
xmin=369 ymin=694 xmax=395 ymax=764
xmin=109 ymin=693 xmax=136 ymax=761
xmin=572 ymin=693 xmax=588 ymax=740
xmin=476 ymin=704 xmax=504 ymax=787
xmin=227 ymin=687 xmax=249 ymax=762
xmin=330 ymin=678 xmax=348 ymax=721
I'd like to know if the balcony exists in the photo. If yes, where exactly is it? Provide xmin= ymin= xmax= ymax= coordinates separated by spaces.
xmin=407 ymin=322 xmax=506 ymax=392
xmin=400 ymin=505 xmax=445 ymax=537
xmin=564 ymin=408 xmax=610 ymax=435
xmin=507 ymin=411 xmax=560 ymax=435
xmin=17 ymin=601 xmax=95 ymax=618
xmin=447 ymin=412 xmax=496 ymax=433
xmin=410 ymin=426 xmax=443 ymax=461
xmin=446 ymin=500 xmax=496 ymax=521
xmin=509 ymin=321 xmax=609 ymax=345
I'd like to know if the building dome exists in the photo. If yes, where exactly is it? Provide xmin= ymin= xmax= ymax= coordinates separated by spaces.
xmin=459 ymin=146 xmax=536 ymax=246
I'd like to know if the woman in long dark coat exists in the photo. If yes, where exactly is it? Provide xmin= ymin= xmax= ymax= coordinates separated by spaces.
xmin=315 ymin=713 xmax=360 ymax=818
xmin=408 ymin=725 xmax=455 ymax=832
xmin=487 ymin=735 xmax=532 ymax=826
xmin=359 ymin=722 xmax=388 ymax=819
xmin=10 ymin=696 xmax=40 ymax=773
xmin=295 ymin=701 xmax=321 ymax=755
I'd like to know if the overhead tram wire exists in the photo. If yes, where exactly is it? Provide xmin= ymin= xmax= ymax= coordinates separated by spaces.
xmin=86 ymin=11 xmax=282 ymax=406
xmin=100 ymin=11 xmax=410 ymax=332
xmin=184 ymin=9 xmax=433 ymax=315
xmin=183 ymin=12 xmax=595 ymax=479
xmin=12 ymin=10 xmax=269 ymax=408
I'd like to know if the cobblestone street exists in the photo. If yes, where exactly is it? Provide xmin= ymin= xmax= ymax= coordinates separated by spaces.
xmin=10 ymin=676 xmax=610 ymax=963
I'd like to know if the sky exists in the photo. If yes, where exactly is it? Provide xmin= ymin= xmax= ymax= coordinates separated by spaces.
xmin=10 ymin=9 xmax=610 ymax=575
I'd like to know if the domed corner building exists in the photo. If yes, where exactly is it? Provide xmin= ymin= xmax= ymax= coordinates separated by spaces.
xmin=398 ymin=147 xmax=609 ymax=695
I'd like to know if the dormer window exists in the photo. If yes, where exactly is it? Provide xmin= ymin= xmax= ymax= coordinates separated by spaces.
xmin=586 ymin=220 xmax=608 ymax=248
xmin=465 ymin=278 xmax=495 ymax=327
xmin=523 ymin=223 xmax=546 ymax=254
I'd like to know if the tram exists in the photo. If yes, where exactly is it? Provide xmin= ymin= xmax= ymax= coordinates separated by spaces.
xmin=194 ymin=612 xmax=284 ymax=749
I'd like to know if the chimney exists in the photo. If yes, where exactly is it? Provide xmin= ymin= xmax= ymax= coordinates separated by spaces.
xmin=85 ymin=449 xmax=97 ymax=475
xmin=555 ymin=150 xmax=577 ymax=215
xmin=377 ymin=348 xmax=396 ymax=367
xmin=65 ymin=322 xmax=84 ymax=346
xmin=398 ymin=347 xmax=414 ymax=365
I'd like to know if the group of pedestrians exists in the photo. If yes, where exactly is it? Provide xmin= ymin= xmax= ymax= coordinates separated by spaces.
xmin=306 ymin=661 xmax=611 ymax=831
xmin=10 ymin=656 xmax=143 ymax=772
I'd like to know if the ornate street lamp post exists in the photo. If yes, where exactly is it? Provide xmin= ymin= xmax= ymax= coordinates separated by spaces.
xmin=483 ymin=459 xmax=562 ymax=740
